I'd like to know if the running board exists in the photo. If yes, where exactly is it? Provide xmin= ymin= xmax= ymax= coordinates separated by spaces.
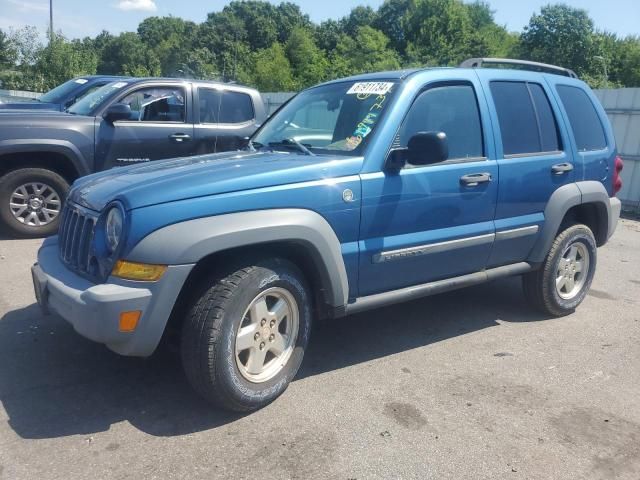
xmin=344 ymin=262 xmax=532 ymax=316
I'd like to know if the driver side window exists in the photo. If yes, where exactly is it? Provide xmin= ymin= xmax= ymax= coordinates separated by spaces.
xmin=400 ymin=84 xmax=484 ymax=160
xmin=119 ymin=87 xmax=186 ymax=122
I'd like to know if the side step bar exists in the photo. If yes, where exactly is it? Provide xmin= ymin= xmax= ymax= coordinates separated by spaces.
xmin=343 ymin=262 xmax=532 ymax=316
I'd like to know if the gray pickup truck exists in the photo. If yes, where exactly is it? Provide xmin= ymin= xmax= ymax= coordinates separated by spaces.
xmin=0 ymin=78 xmax=265 ymax=237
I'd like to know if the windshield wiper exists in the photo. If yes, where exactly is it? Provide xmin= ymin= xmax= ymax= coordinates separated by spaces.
xmin=247 ymin=140 xmax=264 ymax=151
xmin=268 ymin=138 xmax=315 ymax=156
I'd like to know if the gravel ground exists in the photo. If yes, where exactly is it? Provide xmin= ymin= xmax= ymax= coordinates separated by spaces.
xmin=0 ymin=219 xmax=639 ymax=480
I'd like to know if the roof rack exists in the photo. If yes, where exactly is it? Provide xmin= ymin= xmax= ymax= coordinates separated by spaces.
xmin=459 ymin=57 xmax=578 ymax=78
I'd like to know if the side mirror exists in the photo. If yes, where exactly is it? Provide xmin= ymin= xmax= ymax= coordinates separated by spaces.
xmin=407 ymin=131 xmax=448 ymax=166
xmin=103 ymin=103 xmax=132 ymax=123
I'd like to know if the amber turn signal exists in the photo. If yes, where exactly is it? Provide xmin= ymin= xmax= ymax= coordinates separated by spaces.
xmin=119 ymin=311 xmax=141 ymax=332
xmin=112 ymin=260 xmax=167 ymax=281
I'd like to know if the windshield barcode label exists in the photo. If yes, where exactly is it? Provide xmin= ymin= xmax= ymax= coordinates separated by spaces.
xmin=347 ymin=82 xmax=393 ymax=96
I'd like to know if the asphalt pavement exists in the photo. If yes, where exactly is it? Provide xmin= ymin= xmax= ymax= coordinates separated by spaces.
xmin=0 ymin=219 xmax=639 ymax=479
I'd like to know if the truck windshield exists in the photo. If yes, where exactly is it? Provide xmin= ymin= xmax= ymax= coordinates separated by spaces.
xmin=67 ymin=81 xmax=130 ymax=116
xmin=39 ymin=78 xmax=86 ymax=104
xmin=252 ymin=80 xmax=398 ymax=156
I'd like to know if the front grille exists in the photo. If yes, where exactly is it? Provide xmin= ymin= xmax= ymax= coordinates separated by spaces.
xmin=58 ymin=202 xmax=98 ymax=275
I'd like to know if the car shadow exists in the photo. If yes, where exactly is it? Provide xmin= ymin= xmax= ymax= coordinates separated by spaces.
xmin=0 ymin=276 xmax=551 ymax=439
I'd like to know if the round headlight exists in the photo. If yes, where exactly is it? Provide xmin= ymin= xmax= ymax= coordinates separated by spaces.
xmin=105 ymin=206 xmax=123 ymax=253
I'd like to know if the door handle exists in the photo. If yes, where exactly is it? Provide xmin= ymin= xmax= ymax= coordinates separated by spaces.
xmin=460 ymin=172 xmax=492 ymax=187
xmin=169 ymin=133 xmax=191 ymax=143
xmin=551 ymin=162 xmax=573 ymax=175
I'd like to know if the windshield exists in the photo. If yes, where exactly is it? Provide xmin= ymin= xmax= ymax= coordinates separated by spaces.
xmin=67 ymin=81 xmax=130 ymax=116
xmin=39 ymin=78 xmax=87 ymax=103
xmin=252 ymin=80 xmax=398 ymax=156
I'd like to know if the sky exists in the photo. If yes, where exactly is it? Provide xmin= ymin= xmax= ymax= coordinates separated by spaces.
xmin=0 ymin=0 xmax=638 ymax=40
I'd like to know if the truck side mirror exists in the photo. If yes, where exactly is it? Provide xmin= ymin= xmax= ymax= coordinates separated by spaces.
xmin=104 ymin=103 xmax=132 ymax=123
xmin=407 ymin=131 xmax=448 ymax=166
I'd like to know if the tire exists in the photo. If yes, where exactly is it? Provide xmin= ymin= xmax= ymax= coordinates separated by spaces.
xmin=0 ymin=168 xmax=69 ymax=238
xmin=180 ymin=258 xmax=312 ymax=412
xmin=523 ymin=223 xmax=597 ymax=317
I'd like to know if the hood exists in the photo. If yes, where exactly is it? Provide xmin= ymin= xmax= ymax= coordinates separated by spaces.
xmin=0 ymin=109 xmax=93 ymax=128
xmin=0 ymin=100 xmax=61 ymax=111
xmin=70 ymin=151 xmax=363 ymax=211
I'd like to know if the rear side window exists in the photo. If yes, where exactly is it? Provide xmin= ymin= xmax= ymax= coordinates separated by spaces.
xmin=400 ymin=84 xmax=484 ymax=160
xmin=556 ymin=85 xmax=607 ymax=151
xmin=219 ymin=91 xmax=254 ymax=123
xmin=490 ymin=81 xmax=560 ymax=156
xmin=199 ymin=89 xmax=254 ymax=124
xmin=529 ymin=84 xmax=560 ymax=152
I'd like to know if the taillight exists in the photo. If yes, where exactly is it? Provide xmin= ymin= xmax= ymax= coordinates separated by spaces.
xmin=612 ymin=156 xmax=623 ymax=196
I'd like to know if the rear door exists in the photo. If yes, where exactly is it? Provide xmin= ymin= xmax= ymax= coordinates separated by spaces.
xmin=193 ymin=87 xmax=258 ymax=153
xmin=95 ymin=84 xmax=195 ymax=171
xmin=475 ymin=71 xmax=575 ymax=267
xmin=551 ymin=81 xmax=611 ymax=187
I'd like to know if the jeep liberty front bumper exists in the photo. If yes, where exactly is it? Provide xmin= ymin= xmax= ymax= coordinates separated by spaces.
xmin=31 ymin=237 xmax=193 ymax=357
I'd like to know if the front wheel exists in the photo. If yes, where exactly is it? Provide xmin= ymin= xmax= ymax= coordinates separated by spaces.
xmin=180 ymin=258 xmax=312 ymax=411
xmin=0 ymin=168 xmax=68 ymax=238
xmin=523 ymin=223 xmax=597 ymax=317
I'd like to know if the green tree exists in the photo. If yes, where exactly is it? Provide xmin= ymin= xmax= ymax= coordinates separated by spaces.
xmin=248 ymin=42 xmax=295 ymax=91
xmin=333 ymin=26 xmax=400 ymax=77
xmin=0 ymin=29 xmax=17 ymax=68
xmin=34 ymin=34 xmax=98 ymax=89
xmin=98 ymin=32 xmax=160 ymax=76
xmin=466 ymin=1 xmax=518 ymax=58
xmin=520 ymin=4 xmax=598 ymax=77
xmin=272 ymin=2 xmax=312 ymax=43
xmin=373 ymin=0 xmax=412 ymax=53
xmin=404 ymin=0 xmax=486 ymax=66
xmin=315 ymin=19 xmax=343 ymax=52
xmin=466 ymin=1 xmax=494 ymax=29
xmin=7 ymin=26 xmax=41 ymax=66
xmin=342 ymin=6 xmax=378 ymax=36
xmin=138 ymin=17 xmax=199 ymax=75
xmin=285 ymin=26 xmax=328 ymax=88
xmin=611 ymin=36 xmax=640 ymax=87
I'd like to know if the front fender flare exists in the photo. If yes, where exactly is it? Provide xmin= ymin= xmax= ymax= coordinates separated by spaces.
xmin=126 ymin=209 xmax=350 ymax=308
xmin=0 ymin=139 xmax=90 ymax=176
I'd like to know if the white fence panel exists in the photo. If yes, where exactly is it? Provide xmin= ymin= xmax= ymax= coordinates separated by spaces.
xmin=0 ymin=89 xmax=40 ymax=99
xmin=595 ymin=88 xmax=640 ymax=211
xmin=261 ymin=92 xmax=295 ymax=115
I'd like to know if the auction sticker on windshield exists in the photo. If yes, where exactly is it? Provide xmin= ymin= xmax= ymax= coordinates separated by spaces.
xmin=75 ymin=78 xmax=89 ymax=84
xmin=347 ymin=82 xmax=394 ymax=96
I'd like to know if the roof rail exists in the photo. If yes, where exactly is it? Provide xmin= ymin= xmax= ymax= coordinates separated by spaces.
xmin=460 ymin=57 xmax=578 ymax=78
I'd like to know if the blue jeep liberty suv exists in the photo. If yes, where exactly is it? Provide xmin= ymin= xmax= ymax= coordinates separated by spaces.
xmin=31 ymin=58 xmax=624 ymax=411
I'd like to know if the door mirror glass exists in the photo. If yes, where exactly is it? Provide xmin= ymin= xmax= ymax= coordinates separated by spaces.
xmin=407 ymin=131 xmax=448 ymax=165
xmin=104 ymin=103 xmax=132 ymax=123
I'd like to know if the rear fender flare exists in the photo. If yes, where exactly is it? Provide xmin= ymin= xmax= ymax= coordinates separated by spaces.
xmin=528 ymin=181 xmax=611 ymax=263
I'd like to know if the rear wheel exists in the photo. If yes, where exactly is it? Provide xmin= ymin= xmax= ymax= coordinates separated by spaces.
xmin=523 ymin=223 xmax=597 ymax=317
xmin=0 ymin=168 xmax=68 ymax=238
xmin=180 ymin=258 xmax=312 ymax=411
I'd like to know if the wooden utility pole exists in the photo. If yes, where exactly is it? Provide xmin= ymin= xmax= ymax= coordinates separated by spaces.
xmin=49 ymin=0 xmax=53 ymax=45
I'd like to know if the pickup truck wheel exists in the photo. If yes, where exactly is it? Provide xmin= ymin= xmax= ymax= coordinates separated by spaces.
xmin=180 ymin=258 xmax=312 ymax=412
xmin=523 ymin=223 xmax=597 ymax=317
xmin=0 ymin=168 xmax=68 ymax=238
